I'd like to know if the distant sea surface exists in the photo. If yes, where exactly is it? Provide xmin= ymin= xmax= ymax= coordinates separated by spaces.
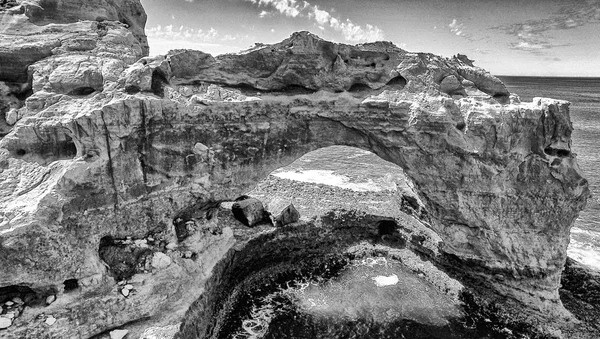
xmin=499 ymin=76 xmax=600 ymax=269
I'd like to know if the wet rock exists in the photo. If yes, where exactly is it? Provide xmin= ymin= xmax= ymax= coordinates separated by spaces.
xmin=232 ymin=197 xmax=266 ymax=227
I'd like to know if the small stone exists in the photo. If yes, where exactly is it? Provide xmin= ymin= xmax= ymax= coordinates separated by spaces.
xmin=0 ymin=317 xmax=12 ymax=329
xmin=134 ymin=239 xmax=148 ymax=248
xmin=121 ymin=288 xmax=130 ymax=297
xmin=147 ymin=237 xmax=154 ymax=242
xmin=110 ymin=329 xmax=129 ymax=339
xmin=124 ymin=284 xmax=133 ymax=290
xmin=45 ymin=295 xmax=56 ymax=305
xmin=183 ymin=251 xmax=193 ymax=259
xmin=151 ymin=252 xmax=172 ymax=269
xmin=45 ymin=316 xmax=56 ymax=326
xmin=4 ymin=301 xmax=14 ymax=306
xmin=6 ymin=108 xmax=19 ymax=126
xmin=165 ymin=242 xmax=177 ymax=250
xmin=11 ymin=297 xmax=23 ymax=305
xmin=118 ymin=280 xmax=126 ymax=286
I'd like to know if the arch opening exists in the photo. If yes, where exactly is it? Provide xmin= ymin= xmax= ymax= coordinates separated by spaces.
xmin=176 ymin=146 xmax=461 ymax=339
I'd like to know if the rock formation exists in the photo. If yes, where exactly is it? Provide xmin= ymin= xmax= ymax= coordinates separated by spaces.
xmin=0 ymin=0 xmax=591 ymax=338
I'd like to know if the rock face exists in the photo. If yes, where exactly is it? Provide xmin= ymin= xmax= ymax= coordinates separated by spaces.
xmin=0 ymin=1 xmax=590 ymax=337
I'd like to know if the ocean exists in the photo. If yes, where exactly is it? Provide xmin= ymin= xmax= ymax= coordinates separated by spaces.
xmin=499 ymin=76 xmax=600 ymax=270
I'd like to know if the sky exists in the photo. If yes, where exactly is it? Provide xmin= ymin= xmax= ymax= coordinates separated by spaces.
xmin=140 ymin=0 xmax=600 ymax=77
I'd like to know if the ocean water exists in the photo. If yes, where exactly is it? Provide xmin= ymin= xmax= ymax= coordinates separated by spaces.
xmin=499 ymin=76 xmax=600 ymax=269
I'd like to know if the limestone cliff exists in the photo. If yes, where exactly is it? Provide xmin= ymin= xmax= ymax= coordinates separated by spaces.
xmin=0 ymin=1 xmax=591 ymax=338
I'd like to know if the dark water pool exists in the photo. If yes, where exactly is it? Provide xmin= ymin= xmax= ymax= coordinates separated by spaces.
xmin=219 ymin=256 xmax=492 ymax=339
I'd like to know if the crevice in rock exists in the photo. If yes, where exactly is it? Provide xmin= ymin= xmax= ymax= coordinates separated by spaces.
xmin=67 ymin=87 xmax=96 ymax=96
xmin=98 ymin=236 xmax=155 ymax=281
xmin=137 ymin=100 xmax=148 ymax=185
xmin=63 ymin=279 xmax=79 ymax=292
xmin=492 ymin=94 xmax=510 ymax=105
xmin=0 ymin=284 xmax=56 ymax=307
xmin=173 ymin=199 xmax=223 ymax=241
xmin=544 ymin=146 xmax=570 ymax=158
xmin=60 ymin=135 xmax=78 ymax=158
xmin=151 ymin=69 xmax=168 ymax=97
xmin=277 ymin=84 xmax=317 ymax=95
xmin=100 ymin=111 xmax=119 ymax=210
xmin=385 ymin=75 xmax=407 ymax=89
xmin=348 ymin=82 xmax=372 ymax=92
xmin=377 ymin=219 xmax=398 ymax=236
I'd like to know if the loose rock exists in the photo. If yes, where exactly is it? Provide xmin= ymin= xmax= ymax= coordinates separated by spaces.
xmin=151 ymin=252 xmax=172 ymax=270
xmin=0 ymin=317 xmax=12 ymax=329
xmin=266 ymin=198 xmax=300 ymax=227
xmin=45 ymin=316 xmax=56 ymax=326
xmin=45 ymin=295 xmax=56 ymax=305
xmin=110 ymin=329 xmax=129 ymax=339
xmin=232 ymin=197 xmax=266 ymax=227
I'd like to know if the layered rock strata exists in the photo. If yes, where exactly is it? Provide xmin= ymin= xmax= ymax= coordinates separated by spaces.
xmin=0 ymin=0 xmax=590 ymax=337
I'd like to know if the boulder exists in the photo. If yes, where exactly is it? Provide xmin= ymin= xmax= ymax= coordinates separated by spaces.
xmin=266 ymin=198 xmax=300 ymax=227
xmin=232 ymin=197 xmax=266 ymax=227
xmin=0 ymin=317 xmax=12 ymax=329
xmin=150 ymin=252 xmax=171 ymax=270
xmin=440 ymin=75 xmax=464 ymax=95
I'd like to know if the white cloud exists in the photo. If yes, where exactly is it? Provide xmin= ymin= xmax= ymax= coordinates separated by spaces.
xmin=248 ymin=0 xmax=306 ymax=18
xmin=449 ymin=19 xmax=464 ymax=36
xmin=494 ymin=0 xmax=600 ymax=53
xmin=146 ymin=25 xmax=220 ymax=42
xmin=244 ymin=0 xmax=384 ymax=42
xmin=259 ymin=10 xmax=273 ymax=18
xmin=448 ymin=18 xmax=475 ymax=41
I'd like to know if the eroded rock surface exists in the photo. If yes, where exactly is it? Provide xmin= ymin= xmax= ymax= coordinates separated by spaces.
xmin=0 ymin=1 xmax=591 ymax=337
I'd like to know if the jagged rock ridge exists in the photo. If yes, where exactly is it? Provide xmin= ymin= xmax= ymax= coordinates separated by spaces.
xmin=0 ymin=1 xmax=591 ymax=338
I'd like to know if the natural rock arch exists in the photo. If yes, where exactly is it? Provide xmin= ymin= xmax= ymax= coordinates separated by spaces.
xmin=0 ymin=1 xmax=590 ymax=337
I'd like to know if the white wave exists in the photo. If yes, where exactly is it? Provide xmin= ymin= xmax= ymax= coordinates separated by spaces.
xmin=372 ymin=274 xmax=399 ymax=287
xmin=567 ymin=239 xmax=600 ymax=270
xmin=272 ymin=170 xmax=383 ymax=192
